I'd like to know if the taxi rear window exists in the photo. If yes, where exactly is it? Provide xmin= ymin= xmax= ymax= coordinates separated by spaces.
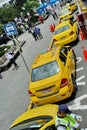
xmin=31 ymin=61 xmax=59 ymax=81
xmin=54 ymin=25 xmax=69 ymax=35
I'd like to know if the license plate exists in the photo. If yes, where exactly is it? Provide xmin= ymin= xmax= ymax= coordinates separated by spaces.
xmin=42 ymin=89 xmax=51 ymax=94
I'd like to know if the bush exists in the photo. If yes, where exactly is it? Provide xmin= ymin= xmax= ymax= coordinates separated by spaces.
xmin=0 ymin=45 xmax=11 ymax=57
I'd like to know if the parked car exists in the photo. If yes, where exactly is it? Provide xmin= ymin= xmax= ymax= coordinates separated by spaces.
xmin=10 ymin=104 xmax=58 ymax=130
xmin=60 ymin=0 xmax=72 ymax=7
xmin=65 ymin=3 xmax=77 ymax=12
xmin=50 ymin=20 xmax=79 ymax=47
xmin=28 ymin=46 xmax=77 ymax=105
xmin=59 ymin=8 xmax=73 ymax=21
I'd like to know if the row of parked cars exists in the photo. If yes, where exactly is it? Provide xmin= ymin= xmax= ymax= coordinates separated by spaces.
xmin=9 ymin=2 xmax=79 ymax=130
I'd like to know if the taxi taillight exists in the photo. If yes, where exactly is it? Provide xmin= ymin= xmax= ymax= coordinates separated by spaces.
xmin=60 ymin=78 xmax=68 ymax=88
xmin=28 ymin=90 xmax=35 ymax=96
xmin=70 ymin=31 xmax=74 ymax=35
xmin=53 ymin=39 xmax=57 ymax=42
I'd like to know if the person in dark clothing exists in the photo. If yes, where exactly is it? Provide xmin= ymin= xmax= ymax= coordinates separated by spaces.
xmin=29 ymin=27 xmax=39 ymax=41
xmin=0 ymin=34 xmax=8 ymax=45
xmin=52 ymin=9 xmax=58 ymax=19
xmin=38 ymin=15 xmax=44 ymax=24
xmin=34 ymin=27 xmax=43 ymax=39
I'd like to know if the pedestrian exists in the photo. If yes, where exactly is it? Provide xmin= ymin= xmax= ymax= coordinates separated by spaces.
xmin=5 ymin=48 xmax=19 ymax=70
xmin=50 ymin=10 xmax=56 ymax=20
xmin=34 ymin=27 xmax=43 ymax=39
xmin=55 ymin=104 xmax=82 ymax=130
xmin=52 ymin=9 xmax=58 ymax=19
xmin=38 ymin=15 xmax=44 ymax=24
xmin=49 ymin=9 xmax=58 ymax=20
xmin=29 ymin=27 xmax=39 ymax=41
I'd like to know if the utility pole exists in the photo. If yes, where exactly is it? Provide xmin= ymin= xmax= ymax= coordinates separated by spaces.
xmin=13 ymin=36 xmax=30 ymax=75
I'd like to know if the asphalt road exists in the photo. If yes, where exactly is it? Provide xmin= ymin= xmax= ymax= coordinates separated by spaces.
xmin=0 ymin=13 xmax=59 ymax=130
xmin=0 ymin=8 xmax=87 ymax=130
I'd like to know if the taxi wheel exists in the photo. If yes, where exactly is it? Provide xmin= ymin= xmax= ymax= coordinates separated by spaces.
xmin=71 ymin=76 xmax=78 ymax=97
xmin=76 ymin=29 xmax=79 ymax=41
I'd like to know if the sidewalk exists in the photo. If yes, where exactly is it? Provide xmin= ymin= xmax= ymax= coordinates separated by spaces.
xmin=0 ymin=15 xmax=49 ymax=72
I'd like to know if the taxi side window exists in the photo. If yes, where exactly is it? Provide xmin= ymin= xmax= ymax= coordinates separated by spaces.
xmin=69 ymin=20 xmax=74 ymax=26
xmin=50 ymin=40 xmax=56 ymax=48
xmin=60 ymin=47 xmax=68 ymax=56
xmin=59 ymin=47 xmax=68 ymax=65
xmin=45 ymin=125 xmax=57 ymax=130
xmin=59 ymin=52 xmax=66 ymax=65
xmin=52 ymin=43 xmax=56 ymax=48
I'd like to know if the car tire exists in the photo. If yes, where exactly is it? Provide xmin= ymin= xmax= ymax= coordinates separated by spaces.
xmin=71 ymin=75 xmax=78 ymax=98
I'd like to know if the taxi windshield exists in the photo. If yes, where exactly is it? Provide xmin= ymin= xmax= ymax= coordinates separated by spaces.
xmin=31 ymin=61 xmax=59 ymax=81
xmin=54 ymin=25 xmax=69 ymax=35
xmin=59 ymin=9 xmax=70 ymax=16
xmin=10 ymin=116 xmax=52 ymax=130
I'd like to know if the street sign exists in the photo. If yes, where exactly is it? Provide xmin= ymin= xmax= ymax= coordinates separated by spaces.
xmin=3 ymin=22 xmax=18 ymax=36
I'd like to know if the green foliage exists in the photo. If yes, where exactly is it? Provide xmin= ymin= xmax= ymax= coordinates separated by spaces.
xmin=23 ymin=0 xmax=40 ymax=12
xmin=0 ymin=0 xmax=40 ymax=35
xmin=0 ymin=45 xmax=11 ymax=57
xmin=0 ymin=5 xmax=20 ymax=24
xmin=0 ymin=23 xmax=4 ymax=35
xmin=15 ymin=0 xmax=27 ymax=9
xmin=41 ymin=0 xmax=45 ymax=3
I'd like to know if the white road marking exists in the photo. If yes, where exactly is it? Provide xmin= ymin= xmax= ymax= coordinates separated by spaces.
xmin=76 ymin=67 xmax=84 ymax=72
xmin=69 ymin=94 xmax=87 ymax=110
xmin=77 ymin=82 xmax=85 ymax=85
xmin=76 ymin=75 xmax=85 ymax=82
xmin=76 ymin=57 xmax=85 ymax=86
xmin=76 ymin=57 xmax=82 ymax=63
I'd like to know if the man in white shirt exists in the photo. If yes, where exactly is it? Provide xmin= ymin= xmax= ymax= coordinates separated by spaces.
xmin=5 ymin=48 xmax=19 ymax=70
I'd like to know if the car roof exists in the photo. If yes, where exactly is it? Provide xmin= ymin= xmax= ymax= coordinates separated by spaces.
xmin=32 ymin=47 xmax=61 ymax=68
xmin=10 ymin=104 xmax=58 ymax=128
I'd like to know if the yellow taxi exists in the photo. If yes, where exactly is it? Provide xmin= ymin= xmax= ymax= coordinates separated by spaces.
xmin=50 ymin=20 xmax=78 ymax=47
xmin=10 ymin=104 xmax=58 ymax=130
xmin=28 ymin=46 xmax=77 ymax=105
xmin=59 ymin=8 xmax=73 ymax=21
xmin=66 ymin=3 xmax=77 ymax=12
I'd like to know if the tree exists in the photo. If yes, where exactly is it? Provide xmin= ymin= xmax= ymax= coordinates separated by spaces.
xmin=14 ymin=0 xmax=27 ymax=9
xmin=41 ymin=0 xmax=45 ymax=3
xmin=0 ymin=5 xmax=20 ymax=24
xmin=23 ymin=0 xmax=40 ymax=13
xmin=0 ymin=23 xmax=4 ymax=35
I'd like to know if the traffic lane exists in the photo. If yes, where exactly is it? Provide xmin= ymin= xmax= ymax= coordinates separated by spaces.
xmin=68 ymin=40 xmax=87 ymax=128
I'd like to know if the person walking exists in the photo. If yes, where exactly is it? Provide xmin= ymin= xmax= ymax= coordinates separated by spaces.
xmin=5 ymin=48 xmax=19 ymax=70
xmin=34 ymin=27 xmax=43 ymax=39
xmin=52 ymin=9 xmax=58 ymax=19
xmin=38 ymin=15 xmax=44 ymax=24
xmin=55 ymin=104 xmax=82 ymax=130
xmin=29 ymin=27 xmax=39 ymax=41
xmin=48 ymin=9 xmax=58 ymax=20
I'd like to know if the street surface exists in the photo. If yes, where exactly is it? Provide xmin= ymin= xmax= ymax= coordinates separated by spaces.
xmin=0 ymin=8 xmax=87 ymax=130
